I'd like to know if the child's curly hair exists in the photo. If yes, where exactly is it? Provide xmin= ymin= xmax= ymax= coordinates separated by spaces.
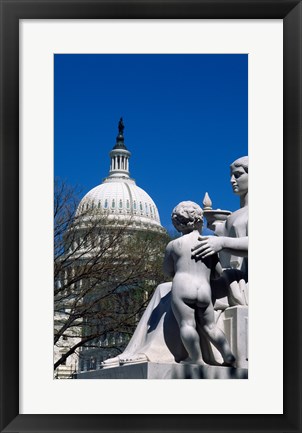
xmin=172 ymin=201 xmax=203 ymax=232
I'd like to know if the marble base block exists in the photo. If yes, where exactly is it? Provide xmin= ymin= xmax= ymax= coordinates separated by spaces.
xmin=76 ymin=362 xmax=248 ymax=379
xmin=216 ymin=306 xmax=248 ymax=369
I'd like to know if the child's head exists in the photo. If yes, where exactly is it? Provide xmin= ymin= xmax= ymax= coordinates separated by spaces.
xmin=172 ymin=201 xmax=203 ymax=233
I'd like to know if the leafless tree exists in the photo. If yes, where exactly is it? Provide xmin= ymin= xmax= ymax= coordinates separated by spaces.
xmin=54 ymin=179 xmax=170 ymax=371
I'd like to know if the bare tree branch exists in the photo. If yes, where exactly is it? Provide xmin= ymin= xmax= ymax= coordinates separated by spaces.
xmin=54 ymin=178 xmax=170 ymax=371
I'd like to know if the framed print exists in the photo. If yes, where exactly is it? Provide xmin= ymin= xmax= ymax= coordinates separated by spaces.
xmin=0 ymin=0 xmax=301 ymax=432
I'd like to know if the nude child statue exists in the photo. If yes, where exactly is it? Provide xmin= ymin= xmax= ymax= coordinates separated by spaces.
xmin=163 ymin=201 xmax=236 ymax=365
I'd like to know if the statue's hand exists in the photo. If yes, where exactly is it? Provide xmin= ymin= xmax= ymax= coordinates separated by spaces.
xmin=191 ymin=236 xmax=224 ymax=258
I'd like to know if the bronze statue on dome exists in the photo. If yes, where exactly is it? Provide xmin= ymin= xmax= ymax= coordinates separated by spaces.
xmin=118 ymin=117 xmax=125 ymax=135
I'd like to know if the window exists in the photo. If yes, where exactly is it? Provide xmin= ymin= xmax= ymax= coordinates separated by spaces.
xmin=104 ymin=199 xmax=108 ymax=209
xmin=119 ymin=199 xmax=123 ymax=209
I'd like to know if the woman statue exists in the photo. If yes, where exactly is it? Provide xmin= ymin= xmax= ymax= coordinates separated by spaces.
xmin=101 ymin=156 xmax=248 ymax=367
xmin=192 ymin=156 xmax=248 ymax=307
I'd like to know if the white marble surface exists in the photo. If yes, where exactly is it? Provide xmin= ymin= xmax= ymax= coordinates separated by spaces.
xmin=77 ymin=362 xmax=248 ymax=380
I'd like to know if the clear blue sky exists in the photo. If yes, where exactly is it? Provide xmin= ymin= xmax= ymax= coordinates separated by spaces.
xmin=54 ymin=54 xmax=248 ymax=232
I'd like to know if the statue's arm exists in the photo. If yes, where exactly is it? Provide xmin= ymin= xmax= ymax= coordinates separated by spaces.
xmin=192 ymin=236 xmax=248 ymax=259
xmin=218 ymin=236 xmax=248 ymax=257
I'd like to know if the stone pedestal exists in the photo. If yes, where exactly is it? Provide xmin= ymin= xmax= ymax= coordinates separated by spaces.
xmin=214 ymin=306 xmax=248 ymax=369
xmin=76 ymin=362 xmax=248 ymax=379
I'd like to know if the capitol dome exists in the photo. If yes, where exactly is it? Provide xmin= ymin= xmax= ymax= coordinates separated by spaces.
xmin=77 ymin=118 xmax=165 ymax=234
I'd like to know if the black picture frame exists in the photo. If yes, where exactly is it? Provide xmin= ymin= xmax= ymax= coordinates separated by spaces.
xmin=0 ymin=1 xmax=301 ymax=432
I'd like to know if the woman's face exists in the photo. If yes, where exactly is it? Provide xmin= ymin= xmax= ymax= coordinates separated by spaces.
xmin=230 ymin=164 xmax=248 ymax=196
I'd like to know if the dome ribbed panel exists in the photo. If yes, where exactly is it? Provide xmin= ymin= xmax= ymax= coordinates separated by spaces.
xmin=76 ymin=179 xmax=163 ymax=230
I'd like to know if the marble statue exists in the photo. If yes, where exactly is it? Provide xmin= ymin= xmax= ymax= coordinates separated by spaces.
xmin=164 ymin=201 xmax=235 ymax=365
xmin=101 ymin=156 xmax=248 ymax=368
xmin=192 ymin=156 xmax=248 ymax=307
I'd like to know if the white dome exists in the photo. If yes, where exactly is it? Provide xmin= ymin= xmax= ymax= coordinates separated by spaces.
xmin=77 ymin=177 xmax=164 ymax=233
xmin=76 ymin=119 xmax=166 ymax=234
